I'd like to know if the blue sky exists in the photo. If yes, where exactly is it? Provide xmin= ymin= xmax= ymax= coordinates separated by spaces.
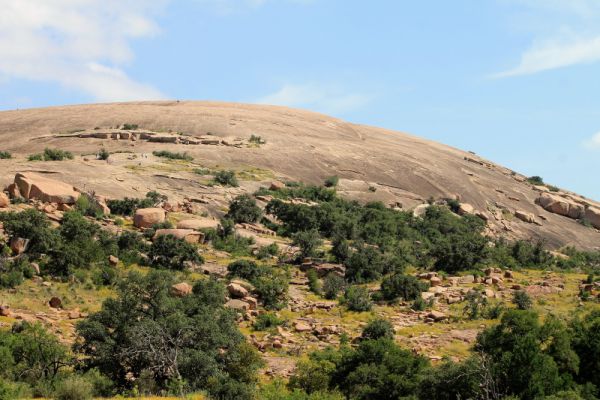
xmin=1 ymin=0 xmax=599 ymax=200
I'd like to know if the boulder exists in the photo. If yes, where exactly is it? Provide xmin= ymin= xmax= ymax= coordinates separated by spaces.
xmin=153 ymin=229 xmax=204 ymax=244
xmin=514 ymin=210 xmax=535 ymax=224
xmin=430 ymin=276 xmax=442 ymax=287
xmin=585 ymin=207 xmax=600 ymax=229
xmin=294 ymin=321 xmax=313 ymax=332
xmin=171 ymin=282 xmax=193 ymax=297
xmin=269 ymin=181 xmax=286 ymax=191
xmin=225 ymin=299 xmax=250 ymax=311
xmin=0 ymin=192 xmax=8 ymax=208
xmin=6 ymin=183 xmax=20 ymax=199
xmin=14 ymin=173 xmax=79 ymax=204
xmin=0 ymin=305 xmax=10 ymax=317
xmin=241 ymin=296 xmax=258 ymax=310
xmin=176 ymin=218 xmax=219 ymax=230
xmin=49 ymin=297 xmax=62 ymax=309
xmin=227 ymin=283 xmax=249 ymax=299
xmin=10 ymin=237 xmax=29 ymax=255
xmin=458 ymin=203 xmax=474 ymax=215
xmin=537 ymin=193 xmax=578 ymax=218
xmin=427 ymin=311 xmax=447 ymax=322
xmin=134 ymin=208 xmax=166 ymax=228
xmin=108 ymin=255 xmax=119 ymax=266
xmin=459 ymin=275 xmax=475 ymax=284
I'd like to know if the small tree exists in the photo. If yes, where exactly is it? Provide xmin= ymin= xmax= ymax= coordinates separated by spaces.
xmin=292 ymin=229 xmax=323 ymax=260
xmin=98 ymin=148 xmax=110 ymax=161
xmin=324 ymin=176 xmax=339 ymax=188
xmin=361 ymin=318 xmax=395 ymax=341
xmin=148 ymin=235 xmax=203 ymax=270
xmin=380 ymin=274 xmax=427 ymax=301
xmin=323 ymin=273 xmax=345 ymax=300
xmin=513 ymin=290 xmax=533 ymax=310
xmin=343 ymin=286 xmax=372 ymax=312
xmin=214 ymin=170 xmax=239 ymax=187
xmin=226 ymin=195 xmax=262 ymax=224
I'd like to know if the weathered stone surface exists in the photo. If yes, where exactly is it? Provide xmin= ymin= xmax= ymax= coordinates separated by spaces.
xmin=269 ymin=181 xmax=286 ymax=191
xmin=227 ymin=283 xmax=249 ymax=299
xmin=0 ymin=306 xmax=10 ymax=317
xmin=458 ymin=203 xmax=474 ymax=215
xmin=585 ymin=207 xmax=600 ymax=229
xmin=225 ymin=299 xmax=250 ymax=311
xmin=153 ymin=228 xmax=204 ymax=244
xmin=427 ymin=311 xmax=447 ymax=322
xmin=14 ymin=173 xmax=79 ymax=204
xmin=176 ymin=218 xmax=219 ymax=230
xmin=171 ymin=282 xmax=193 ymax=297
xmin=108 ymin=255 xmax=119 ymax=266
xmin=0 ymin=192 xmax=8 ymax=208
xmin=515 ymin=210 xmax=535 ymax=224
xmin=294 ymin=321 xmax=312 ymax=332
xmin=430 ymin=276 xmax=442 ymax=287
xmin=134 ymin=208 xmax=166 ymax=228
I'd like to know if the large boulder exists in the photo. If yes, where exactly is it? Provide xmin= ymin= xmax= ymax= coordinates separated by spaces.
xmin=227 ymin=283 xmax=249 ymax=299
xmin=176 ymin=218 xmax=219 ymax=230
xmin=171 ymin=282 xmax=193 ymax=297
xmin=153 ymin=229 xmax=204 ymax=244
xmin=0 ymin=192 xmax=8 ymax=208
xmin=458 ymin=203 xmax=474 ymax=215
xmin=537 ymin=193 xmax=580 ymax=218
xmin=514 ymin=210 xmax=535 ymax=224
xmin=134 ymin=208 xmax=166 ymax=228
xmin=585 ymin=207 xmax=600 ymax=229
xmin=14 ymin=173 xmax=79 ymax=204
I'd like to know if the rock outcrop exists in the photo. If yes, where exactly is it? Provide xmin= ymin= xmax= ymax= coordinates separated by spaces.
xmin=134 ymin=208 xmax=166 ymax=228
xmin=13 ymin=173 xmax=79 ymax=204
xmin=153 ymin=228 xmax=204 ymax=244
xmin=0 ymin=192 xmax=8 ymax=208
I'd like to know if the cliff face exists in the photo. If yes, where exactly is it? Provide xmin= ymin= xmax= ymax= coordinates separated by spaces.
xmin=0 ymin=101 xmax=598 ymax=250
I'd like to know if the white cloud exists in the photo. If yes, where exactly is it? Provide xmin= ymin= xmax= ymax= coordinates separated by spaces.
xmin=494 ymin=0 xmax=600 ymax=77
xmin=583 ymin=132 xmax=600 ymax=149
xmin=256 ymin=83 xmax=370 ymax=115
xmin=0 ymin=0 xmax=167 ymax=101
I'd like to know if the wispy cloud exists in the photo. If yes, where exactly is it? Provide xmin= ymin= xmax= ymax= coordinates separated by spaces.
xmin=256 ymin=83 xmax=371 ymax=115
xmin=494 ymin=0 xmax=600 ymax=77
xmin=0 ymin=0 xmax=167 ymax=102
xmin=583 ymin=131 xmax=600 ymax=150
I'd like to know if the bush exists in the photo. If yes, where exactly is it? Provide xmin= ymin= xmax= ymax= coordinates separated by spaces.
xmin=27 ymin=153 xmax=43 ymax=161
xmin=214 ymin=170 xmax=239 ymax=187
xmin=361 ymin=318 xmax=394 ymax=341
xmin=527 ymin=176 xmax=544 ymax=185
xmin=54 ymin=376 xmax=93 ymax=400
xmin=152 ymin=150 xmax=193 ymax=161
xmin=42 ymin=148 xmax=74 ymax=161
xmin=249 ymin=134 xmax=266 ymax=145
xmin=324 ymin=176 xmax=339 ymax=188
xmin=323 ymin=273 xmax=345 ymax=300
xmin=292 ymin=229 xmax=323 ymax=260
xmin=513 ymin=290 xmax=533 ymax=310
xmin=148 ymin=234 xmax=203 ymax=270
xmin=107 ymin=191 xmax=166 ymax=216
xmin=226 ymin=195 xmax=262 ymax=223
xmin=380 ymin=274 xmax=428 ymax=301
xmin=98 ymin=148 xmax=110 ymax=160
xmin=253 ymin=313 xmax=284 ymax=331
xmin=343 ymin=286 xmax=372 ymax=312
xmin=122 ymin=123 xmax=138 ymax=130
xmin=307 ymin=269 xmax=322 ymax=295
xmin=256 ymin=243 xmax=279 ymax=260
xmin=0 ymin=151 xmax=12 ymax=159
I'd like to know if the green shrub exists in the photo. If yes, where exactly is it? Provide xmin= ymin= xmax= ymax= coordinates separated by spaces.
xmin=249 ymin=134 xmax=266 ymax=145
xmin=324 ymin=176 xmax=339 ymax=188
xmin=226 ymin=194 xmax=262 ymax=223
xmin=361 ymin=318 xmax=394 ymax=341
xmin=122 ymin=123 xmax=138 ymax=130
xmin=42 ymin=148 xmax=74 ymax=161
xmin=292 ymin=229 xmax=323 ymax=260
xmin=323 ymin=273 xmax=345 ymax=300
xmin=54 ymin=376 xmax=93 ymax=400
xmin=98 ymin=148 xmax=110 ymax=160
xmin=214 ymin=170 xmax=239 ymax=187
xmin=307 ymin=269 xmax=322 ymax=295
xmin=107 ymin=191 xmax=166 ymax=216
xmin=343 ymin=286 xmax=372 ymax=311
xmin=27 ymin=153 xmax=43 ymax=161
xmin=256 ymin=243 xmax=279 ymax=260
xmin=527 ymin=176 xmax=544 ymax=185
xmin=253 ymin=313 xmax=284 ymax=331
xmin=152 ymin=150 xmax=193 ymax=161
xmin=380 ymin=274 xmax=428 ymax=301
xmin=148 ymin=234 xmax=203 ymax=270
xmin=513 ymin=290 xmax=533 ymax=310
xmin=0 ymin=151 xmax=12 ymax=159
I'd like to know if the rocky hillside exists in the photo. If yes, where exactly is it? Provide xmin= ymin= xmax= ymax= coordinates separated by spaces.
xmin=0 ymin=101 xmax=599 ymax=250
